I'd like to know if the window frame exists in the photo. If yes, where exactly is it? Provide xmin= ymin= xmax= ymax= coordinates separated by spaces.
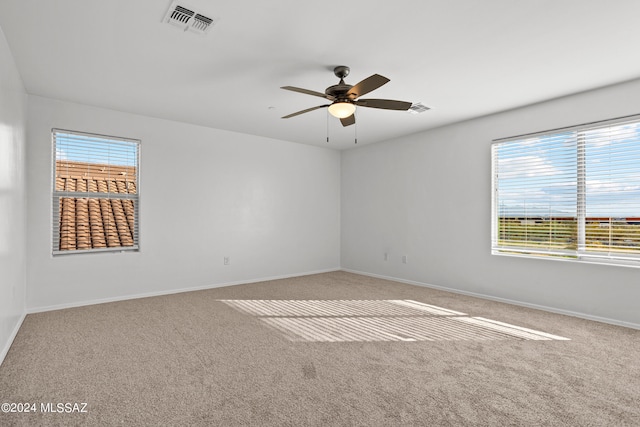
xmin=491 ymin=114 xmax=640 ymax=267
xmin=51 ymin=128 xmax=141 ymax=256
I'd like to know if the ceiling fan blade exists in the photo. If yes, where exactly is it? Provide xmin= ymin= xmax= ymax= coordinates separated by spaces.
xmin=281 ymin=86 xmax=334 ymax=100
xmin=347 ymin=74 xmax=390 ymax=98
xmin=281 ymin=105 xmax=329 ymax=119
xmin=340 ymin=114 xmax=355 ymax=127
xmin=355 ymin=98 xmax=412 ymax=111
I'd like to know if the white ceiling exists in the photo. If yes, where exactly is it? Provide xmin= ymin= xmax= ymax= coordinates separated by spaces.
xmin=2 ymin=0 xmax=640 ymax=150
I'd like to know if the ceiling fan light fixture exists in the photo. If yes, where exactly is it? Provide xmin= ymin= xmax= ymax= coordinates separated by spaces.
xmin=328 ymin=102 xmax=356 ymax=118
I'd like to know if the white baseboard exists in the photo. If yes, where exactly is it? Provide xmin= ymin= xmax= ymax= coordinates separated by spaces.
xmin=0 ymin=312 xmax=26 ymax=367
xmin=341 ymin=268 xmax=640 ymax=330
xmin=27 ymin=268 xmax=341 ymax=314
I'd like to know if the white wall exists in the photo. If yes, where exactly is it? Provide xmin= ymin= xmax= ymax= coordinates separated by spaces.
xmin=341 ymin=78 xmax=640 ymax=328
xmin=0 ymin=25 xmax=27 ymax=362
xmin=26 ymin=96 xmax=340 ymax=310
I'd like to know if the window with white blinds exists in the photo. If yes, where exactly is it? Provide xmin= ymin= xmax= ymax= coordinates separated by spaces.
xmin=492 ymin=115 xmax=640 ymax=265
xmin=52 ymin=129 xmax=140 ymax=255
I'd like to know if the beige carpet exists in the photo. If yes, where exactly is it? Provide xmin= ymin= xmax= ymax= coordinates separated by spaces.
xmin=1 ymin=271 xmax=638 ymax=426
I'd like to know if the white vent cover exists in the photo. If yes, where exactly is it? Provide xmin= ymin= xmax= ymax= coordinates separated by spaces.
xmin=408 ymin=102 xmax=431 ymax=114
xmin=163 ymin=1 xmax=216 ymax=35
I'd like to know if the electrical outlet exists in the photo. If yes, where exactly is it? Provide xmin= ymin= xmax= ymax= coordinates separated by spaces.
xmin=384 ymin=252 xmax=388 ymax=261
xmin=224 ymin=256 xmax=230 ymax=265
xmin=402 ymin=255 xmax=408 ymax=264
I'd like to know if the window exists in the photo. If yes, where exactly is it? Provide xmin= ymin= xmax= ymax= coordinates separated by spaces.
xmin=492 ymin=115 xmax=640 ymax=265
xmin=52 ymin=129 xmax=140 ymax=255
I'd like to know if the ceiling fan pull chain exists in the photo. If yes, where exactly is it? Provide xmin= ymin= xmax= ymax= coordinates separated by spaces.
xmin=326 ymin=110 xmax=330 ymax=143
xmin=354 ymin=111 xmax=358 ymax=144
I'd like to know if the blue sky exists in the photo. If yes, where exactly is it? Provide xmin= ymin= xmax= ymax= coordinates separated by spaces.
xmin=495 ymin=121 xmax=640 ymax=218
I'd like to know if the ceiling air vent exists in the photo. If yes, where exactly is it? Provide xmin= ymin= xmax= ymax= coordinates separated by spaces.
xmin=163 ymin=1 xmax=216 ymax=35
xmin=169 ymin=5 xmax=194 ymax=25
xmin=191 ymin=14 xmax=213 ymax=33
xmin=407 ymin=102 xmax=431 ymax=114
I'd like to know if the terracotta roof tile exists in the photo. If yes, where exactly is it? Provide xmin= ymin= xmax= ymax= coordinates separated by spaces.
xmin=56 ymin=160 xmax=137 ymax=252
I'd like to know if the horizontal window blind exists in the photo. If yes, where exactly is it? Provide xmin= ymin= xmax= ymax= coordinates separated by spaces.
xmin=492 ymin=115 xmax=640 ymax=264
xmin=52 ymin=129 xmax=140 ymax=255
xmin=583 ymin=121 xmax=640 ymax=258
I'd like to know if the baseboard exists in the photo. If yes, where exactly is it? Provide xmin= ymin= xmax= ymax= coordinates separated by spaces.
xmin=27 ymin=268 xmax=341 ymax=314
xmin=0 ymin=312 xmax=26 ymax=367
xmin=341 ymin=268 xmax=640 ymax=330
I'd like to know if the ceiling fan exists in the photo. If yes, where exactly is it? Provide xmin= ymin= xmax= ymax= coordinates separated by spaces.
xmin=281 ymin=66 xmax=412 ymax=127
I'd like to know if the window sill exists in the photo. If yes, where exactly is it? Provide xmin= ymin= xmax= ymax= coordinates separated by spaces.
xmin=492 ymin=250 xmax=640 ymax=269
xmin=52 ymin=246 xmax=139 ymax=257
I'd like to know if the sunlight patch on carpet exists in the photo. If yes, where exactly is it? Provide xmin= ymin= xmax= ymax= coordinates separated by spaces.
xmin=217 ymin=299 xmax=569 ymax=343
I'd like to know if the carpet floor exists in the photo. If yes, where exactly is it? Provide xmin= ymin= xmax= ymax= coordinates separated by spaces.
xmin=1 ymin=271 xmax=638 ymax=426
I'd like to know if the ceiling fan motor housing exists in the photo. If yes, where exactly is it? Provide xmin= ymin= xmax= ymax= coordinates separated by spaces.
xmin=325 ymin=84 xmax=353 ymax=100
xmin=326 ymin=65 xmax=354 ymax=101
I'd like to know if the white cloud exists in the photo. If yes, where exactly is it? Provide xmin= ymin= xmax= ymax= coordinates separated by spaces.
xmin=497 ymin=155 xmax=564 ymax=179
xmin=55 ymin=146 xmax=68 ymax=160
